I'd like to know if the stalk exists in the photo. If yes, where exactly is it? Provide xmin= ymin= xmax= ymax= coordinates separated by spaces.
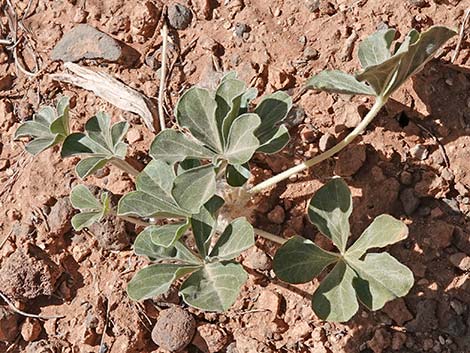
xmin=254 ymin=228 xmax=287 ymax=245
xmin=249 ymin=96 xmax=387 ymax=194
xmin=110 ymin=157 xmax=140 ymax=177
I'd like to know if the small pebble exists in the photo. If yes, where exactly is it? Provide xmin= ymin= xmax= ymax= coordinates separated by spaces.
xmin=410 ymin=144 xmax=429 ymax=160
xmin=167 ymin=3 xmax=193 ymax=30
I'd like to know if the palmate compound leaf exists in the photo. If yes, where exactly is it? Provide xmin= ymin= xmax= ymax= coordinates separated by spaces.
xmin=14 ymin=96 xmax=71 ymax=155
xmin=273 ymin=177 xmax=414 ymax=322
xmin=117 ymin=160 xmax=216 ymax=218
xmin=307 ymin=26 xmax=456 ymax=98
xmin=152 ymin=75 xmax=292 ymax=187
xmin=61 ymin=112 xmax=129 ymax=178
xmin=70 ymin=185 xmax=110 ymax=230
xmin=356 ymin=26 xmax=456 ymax=97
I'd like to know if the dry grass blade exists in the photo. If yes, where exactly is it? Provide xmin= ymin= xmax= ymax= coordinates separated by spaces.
xmin=452 ymin=8 xmax=470 ymax=63
xmin=50 ymin=62 xmax=159 ymax=133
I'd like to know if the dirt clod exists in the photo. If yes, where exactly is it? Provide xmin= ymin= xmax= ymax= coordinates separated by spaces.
xmin=0 ymin=307 xmax=18 ymax=342
xmin=0 ymin=244 xmax=62 ymax=301
xmin=400 ymin=188 xmax=420 ymax=215
xmin=449 ymin=252 xmax=470 ymax=271
xmin=21 ymin=318 xmax=42 ymax=342
xmin=89 ymin=215 xmax=131 ymax=251
xmin=335 ymin=144 xmax=366 ymax=176
xmin=382 ymin=298 xmax=414 ymax=326
xmin=47 ymin=197 xmax=75 ymax=239
xmin=167 ymin=3 xmax=193 ymax=30
xmin=192 ymin=323 xmax=229 ymax=353
xmin=267 ymin=205 xmax=285 ymax=224
xmin=152 ymin=306 xmax=196 ymax=352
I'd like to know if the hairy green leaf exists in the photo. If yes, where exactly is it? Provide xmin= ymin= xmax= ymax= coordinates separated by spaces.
xmin=216 ymin=78 xmax=246 ymax=140
xmin=61 ymin=112 xmax=128 ymax=160
xmin=150 ymin=130 xmax=216 ymax=163
xmin=257 ymin=124 xmax=290 ymax=154
xmin=226 ymin=163 xmax=250 ymax=187
xmin=273 ymin=236 xmax=339 ymax=283
xmin=209 ymin=218 xmax=254 ymax=261
xmin=14 ymin=97 xmax=71 ymax=155
xmin=127 ymin=264 xmax=199 ymax=301
xmin=358 ymin=28 xmax=396 ymax=68
xmin=308 ymin=178 xmax=352 ymax=253
xmin=191 ymin=195 xmax=225 ymax=257
xmin=176 ymin=87 xmax=223 ymax=152
xmin=71 ymin=211 xmax=102 ymax=231
xmin=69 ymin=185 xmax=109 ymax=231
xmin=348 ymin=253 xmax=414 ymax=310
xmin=180 ymin=262 xmax=247 ymax=312
xmin=75 ymin=157 xmax=107 ymax=179
xmin=254 ymin=91 xmax=292 ymax=145
xmin=313 ymin=261 xmax=359 ymax=322
xmin=139 ymin=222 xmax=189 ymax=248
xmin=70 ymin=185 xmax=101 ymax=209
xmin=172 ymin=164 xmax=217 ymax=214
xmin=346 ymin=215 xmax=408 ymax=258
xmin=223 ymin=113 xmax=261 ymax=165
xmin=306 ymin=70 xmax=376 ymax=96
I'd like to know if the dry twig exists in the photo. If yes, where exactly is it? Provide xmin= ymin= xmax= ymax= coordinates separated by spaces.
xmin=452 ymin=8 xmax=470 ymax=63
xmin=0 ymin=291 xmax=64 ymax=320
xmin=158 ymin=22 xmax=169 ymax=131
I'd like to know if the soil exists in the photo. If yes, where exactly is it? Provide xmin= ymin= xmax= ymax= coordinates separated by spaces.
xmin=1 ymin=0 xmax=470 ymax=352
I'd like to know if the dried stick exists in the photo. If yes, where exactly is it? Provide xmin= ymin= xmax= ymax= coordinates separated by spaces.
xmin=158 ymin=22 xmax=169 ymax=131
xmin=452 ymin=8 xmax=470 ymax=63
xmin=0 ymin=291 xmax=64 ymax=320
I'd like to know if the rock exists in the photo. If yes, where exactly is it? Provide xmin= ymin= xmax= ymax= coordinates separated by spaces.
xmin=51 ymin=24 xmax=138 ymax=64
xmin=382 ymin=298 xmax=413 ymax=326
xmin=267 ymin=206 xmax=285 ymax=224
xmin=410 ymin=144 xmax=429 ymax=160
xmin=0 ymin=244 xmax=62 ymax=301
xmin=192 ymin=324 xmax=229 ymax=353
xmin=430 ymin=220 xmax=454 ymax=249
xmin=400 ymin=188 xmax=420 ymax=215
xmin=319 ymin=1 xmax=336 ymax=15
xmin=318 ymin=133 xmax=335 ymax=152
xmin=408 ymin=0 xmax=428 ymax=7
xmin=455 ymin=182 xmax=469 ymax=197
xmin=152 ymin=306 xmax=196 ymax=352
xmin=334 ymin=103 xmax=362 ymax=130
xmin=126 ymin=128 xmax=142 ymax=144
xmin=48 ymin=197 xmax=75 ymax=239
xmin=399 ymin=171 xmax=413 ymax=185
xmin=335 ymin=144 xmax=366 ymax=177
xmin=453 ymin=227 xmax=470 ymax=255
xmin=391 ymin=332 xmax=407 ymax=350
xmin=305 ymin=0 xmax=320 ymax=12
xmin=0 ymin=307 xmax=18 ymax=342
xmin=303 ymin=47 xmax=319 ymax=61
xmin=21 ymin=318 xmax=42 ymax=342
xmin=243 ymin=247 xmax=271 ymax=271
xmin=167 ymin=3 xmax=193 ymax=30
xmin=194 ymin=0 xmax=214 ymax=19
xmin=367 ymin=328 xmax=391 ymax=353
xmin=233 ymin=23 xmax=250 ymax=38
xmin=406 ymin=299 xmax=438 ymax=333
xmin=130 ymin=1 xmax=162 ymax=37
xmin=300 ymin=125 xmax=317 ymax=143
xmin=449 ymin=253 xmax=470 ymax=271
xmin=89 ymin=215 xmax=130 ymax=251
xmin=255 ymin=290 xmax=281 ymax=321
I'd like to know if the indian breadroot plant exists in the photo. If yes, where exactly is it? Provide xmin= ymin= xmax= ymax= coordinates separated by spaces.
xmin=13 ymin=25 xmax=455 ymax=320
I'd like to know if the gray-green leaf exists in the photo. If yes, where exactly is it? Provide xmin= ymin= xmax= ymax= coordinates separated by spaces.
xmin=306 ymin=70 xmax=376 ymax=96
xmin=312 ymin=261 xmax=359 ymax=322
xmin=172 ymin=164 xmax=216 ymax=214
xmin=358 ymin=28 xmax=396 ymax=68
xmin=209 ymin=218 xmax=254 ymax=261
xmin=127 ymin=264 xmax=199 ymax=301
xmin=346 ymin=215 xmax=408 ymax=258
xmin=273 ymin=236 xmax=339 ymax=284
xmin=176 ymin=87 xmax=223 ymax=152
xmin=139 ymin=222 xmax=189 ymax=248
xmin=308 ymin=178 xmax=352 ymax=253
xmin=223 ymin=113 xmax=261 ymax=165
xmin=180 ymin=262 xmax=247 ymax=312
xmin=150 ymin=130 xmax=216 ymax=163
xmin=348 ymin=253 xmax=414 ymax=311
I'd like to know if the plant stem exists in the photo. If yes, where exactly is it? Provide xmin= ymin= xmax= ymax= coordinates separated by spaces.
xmin=109 ymin=157 xmax=140 ymax=176
xmin=254 ymin=228 xmax=287 ymax=245
xmin=249 ymin=96 xmax=387 ymax=194
xmin=158 ymin=22 xmax=168 ymax=131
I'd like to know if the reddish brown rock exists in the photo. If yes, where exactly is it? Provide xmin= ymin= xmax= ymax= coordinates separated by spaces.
xmin=382 ymin=298 xmax=413 ymax=326
xmin=152 ymin=306 xmax=196 ymax=352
